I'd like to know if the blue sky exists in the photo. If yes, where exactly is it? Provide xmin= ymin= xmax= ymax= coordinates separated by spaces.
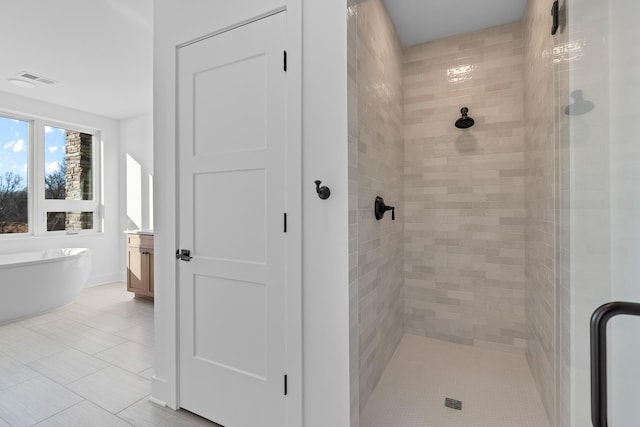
xmin=0 ymin=116 xmax=66 ymax=189
xmin=44 ymin=125 xmax=67 ymax=177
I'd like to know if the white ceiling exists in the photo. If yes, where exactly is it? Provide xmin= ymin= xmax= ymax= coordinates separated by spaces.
xmin=0 ymin=0 xmax=153 ymax=120
xmin=383 ymin=0 xmax=528 ymax=47
xmin=0 ymin=0 xmax=526 ymax=119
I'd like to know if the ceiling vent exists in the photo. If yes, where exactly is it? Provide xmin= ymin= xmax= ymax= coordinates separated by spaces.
xmin=16 ymin=71 xmax=56 ymax=85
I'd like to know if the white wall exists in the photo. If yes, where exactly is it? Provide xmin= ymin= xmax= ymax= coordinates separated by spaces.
xmin=153 ymin=1 xmax=350 ymax=425
xmin=0 ymin=90 xmax=123 ymax=285
xmin=302 ymin=1 xmax=350 ymax=425
xmin=120 ymin=113 xmax=153 ymax=231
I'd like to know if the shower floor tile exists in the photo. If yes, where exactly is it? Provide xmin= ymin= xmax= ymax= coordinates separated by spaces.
xmin=360 ymin=334 xmax=550 ymax=427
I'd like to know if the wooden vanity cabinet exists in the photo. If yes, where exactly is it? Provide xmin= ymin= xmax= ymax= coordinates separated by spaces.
xmin=126 ymin=234 xmax=154 ymax=300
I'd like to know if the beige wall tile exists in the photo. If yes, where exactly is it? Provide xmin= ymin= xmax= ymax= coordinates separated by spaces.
xmin=403 ymin=22 xmax=527 ymax=355
xmin=523 ymin=0 xmax=557 ymax=422
xmin=348 ymin=0 xmax=405 ymax=418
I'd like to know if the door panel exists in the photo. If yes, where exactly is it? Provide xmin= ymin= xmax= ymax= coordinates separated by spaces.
xmin=177 ymin=12 xmax=287 ymax=427
xmin=193 ymin=275 xmax=267 ymax=379
xmin=194 ymin=55 xmax=267 ymax=155
xmin=194 ymin=169 xmax=266 ymax=263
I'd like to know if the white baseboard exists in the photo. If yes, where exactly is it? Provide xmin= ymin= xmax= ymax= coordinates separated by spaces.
xmin=85 ymin=273 xmax=124 ymax=287
xmin=152 ymin=376 xmax=178 ymax=410
xmin=148 ymin=395 xmax=167 ymax=408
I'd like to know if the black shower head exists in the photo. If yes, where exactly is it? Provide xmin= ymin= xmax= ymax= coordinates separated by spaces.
xmin=455 ymin=107 xmax=475 ymax=129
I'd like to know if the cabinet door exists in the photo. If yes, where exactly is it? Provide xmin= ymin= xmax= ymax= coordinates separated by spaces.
xmin=127 ymin=247 xmax=149 ymax=295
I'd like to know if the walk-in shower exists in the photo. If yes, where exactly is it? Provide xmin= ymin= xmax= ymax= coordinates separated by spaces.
xmin=348 ymin=0 xmax=640 ymax=426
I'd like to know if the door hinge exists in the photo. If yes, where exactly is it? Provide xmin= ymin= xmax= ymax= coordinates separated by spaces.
xmin=284 ymin=213 xmax=287 ymax=233
xmin=176 ymin=249 xmax=192 ymax=261
xmin=283 ymin=50 xmax=287 ymax=72
xmin=284 ymin=374 xmax=288 ymax=396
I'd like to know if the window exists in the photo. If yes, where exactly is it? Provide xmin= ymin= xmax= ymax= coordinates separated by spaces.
xmin=0 ymin=113 xmax=100 ymax=236
xmin=47 ymin=212 xmax=94 ymax=232
xmin=42 ymin=125 xmax=98 ymax=233
xmin=0 ymin=116 xmax=29 ymax=234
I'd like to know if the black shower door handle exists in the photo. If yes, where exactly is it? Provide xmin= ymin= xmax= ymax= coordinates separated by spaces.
xmin=591 ymin=301 xmax=640 ymax=427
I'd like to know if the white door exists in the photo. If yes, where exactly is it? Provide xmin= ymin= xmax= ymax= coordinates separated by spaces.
xmin=177 ymin=12 xmax=288 ymax=427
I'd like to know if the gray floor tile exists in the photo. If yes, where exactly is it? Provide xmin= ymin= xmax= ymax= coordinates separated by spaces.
xmin=67 ymin=366 xmax=150 ymax=414
xmin=117 ymin=399 xmax=220 ymax=427
xmin=0 ymin=376 xmax=82 ymax=427
xmin=2 ymin=335 xmax=69 ymax=364
xmin=123 ymin=311 xmax=154 ymax=327
xmin=16 ymin=310 xmax=64 ymax=328
xmin=0 ymin=283 xmax=161 ymax=425
xmin=58 ymin=302 xmax=108 ymax=321
xmin=74 ymin=286 xmax=133 ymax=311
xmin=100 ymin=299 xmax=153 ymax=318
xmin=138 ymin=367 xmax=154 ymax=380
xmin=82 ymin=283 xmax=130 ymax=300
xmin=0 ymin=356 xmax=39 ymax=390
xmin=95 ymin=341 xmax=153 ymax=374
xmin=27 ymin=349 xmax=110 ymax=385
xmin=27 ymin=318 xmax=126 ymax=354
xmin=0 ymin=323 xmax=45 ymax=347
xmin=115 ymin=323 xmax=154 ymax=348
xmin=77 ymin=312 xmax=144 ymax=334
xmin=34 ymin=401 xmax=132 ymax=427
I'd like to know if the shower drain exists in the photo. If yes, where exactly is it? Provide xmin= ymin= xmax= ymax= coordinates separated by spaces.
xmin=444 ymin=397 xmax=462 ymax=410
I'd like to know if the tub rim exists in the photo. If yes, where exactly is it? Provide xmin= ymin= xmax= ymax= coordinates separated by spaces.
xmin=0 ymin=247 xmax=89 ymax=270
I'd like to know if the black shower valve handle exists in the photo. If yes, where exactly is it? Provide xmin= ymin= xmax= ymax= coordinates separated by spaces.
xmin=374 ymin=196 xmax=396 ymax=221
xmin=385 ymin=205 xmax=395 ymax=221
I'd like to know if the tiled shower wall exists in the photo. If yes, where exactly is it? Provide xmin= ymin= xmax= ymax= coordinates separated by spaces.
xmin=523 ymin=0 xmax=557 ymax=421
xmin=403 ymin=23 xmax=527 ymax=353
xmin=348 ymin=0 xmax=405 ymax=416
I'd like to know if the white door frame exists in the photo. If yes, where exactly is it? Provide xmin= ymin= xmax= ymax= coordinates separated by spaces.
xmin=168 ymin=7 xmax=302 ymax=426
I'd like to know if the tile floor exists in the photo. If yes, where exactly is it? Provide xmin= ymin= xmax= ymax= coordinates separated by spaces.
xmin=360 ymin=334 xmax=551 ymax=427
xmin=0 ymin=282 xmax=219 ymax=427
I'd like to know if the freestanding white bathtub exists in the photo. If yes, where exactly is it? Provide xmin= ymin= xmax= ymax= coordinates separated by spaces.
xmin=0 ymin=248 xmax=90 ymax=324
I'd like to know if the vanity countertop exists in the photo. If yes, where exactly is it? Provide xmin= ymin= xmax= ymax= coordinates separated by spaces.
xmin=124 ymin=229 xmax=154 ymax=236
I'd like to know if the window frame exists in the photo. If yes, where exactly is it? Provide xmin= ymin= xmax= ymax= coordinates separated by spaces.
xmin=0 ymin=111 xmax=102 ymax=238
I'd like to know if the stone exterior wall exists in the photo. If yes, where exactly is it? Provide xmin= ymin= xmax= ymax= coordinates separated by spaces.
xmin=64 ymin=131 xmax=93 ymax=230
xmin=65 ymin=131 xmax=93 ymax=200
